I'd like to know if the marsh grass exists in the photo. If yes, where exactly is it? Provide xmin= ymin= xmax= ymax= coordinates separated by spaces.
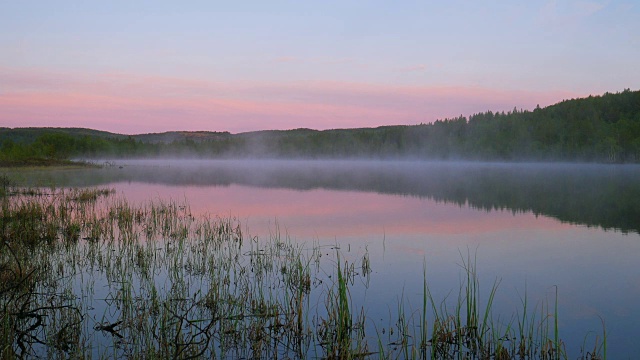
xmin=0 ymin=183 xmax=607 ymax=359
xmin=415 ymin=255 xmax=586 ymax=360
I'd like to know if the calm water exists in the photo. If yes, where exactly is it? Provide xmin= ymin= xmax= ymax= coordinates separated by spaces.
xmin=9 ymin=160 xmax=640 ymax=357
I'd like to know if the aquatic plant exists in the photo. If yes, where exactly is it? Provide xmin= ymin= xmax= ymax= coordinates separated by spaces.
xmin=0 ymin=184 xmax=607 ymax=359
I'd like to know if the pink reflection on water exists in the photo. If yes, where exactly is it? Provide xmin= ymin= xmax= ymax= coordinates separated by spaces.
xmin=82 ymin=178 xmax=640 ymax=356
xmin=113 ymin=182 xmax=568 ymax=239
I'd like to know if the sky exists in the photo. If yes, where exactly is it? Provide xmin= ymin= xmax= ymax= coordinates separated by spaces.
xmin=1 ymin=0 xmax=638 ymax=134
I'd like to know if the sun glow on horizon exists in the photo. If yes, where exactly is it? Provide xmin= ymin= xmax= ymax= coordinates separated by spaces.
xmin=0 ymin=68 xmax=585 ymax=134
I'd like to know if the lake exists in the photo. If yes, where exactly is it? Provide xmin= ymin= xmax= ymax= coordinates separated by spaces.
xmin=5 ymin=160 xmax=640 ymax=358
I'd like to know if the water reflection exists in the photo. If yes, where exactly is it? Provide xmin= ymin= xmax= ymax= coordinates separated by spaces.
xmin=13 ymin=160 xmax=640 ymax=234
xmin=4 ymin=160 xmax=640 ymax=356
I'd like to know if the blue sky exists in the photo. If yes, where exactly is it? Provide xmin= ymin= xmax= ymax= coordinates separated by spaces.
xmin=1 ymin=1 xmax=638 ymax=133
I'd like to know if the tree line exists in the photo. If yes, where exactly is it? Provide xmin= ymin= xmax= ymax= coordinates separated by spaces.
xmin=1 ymin=89 xmax=639 ymax=163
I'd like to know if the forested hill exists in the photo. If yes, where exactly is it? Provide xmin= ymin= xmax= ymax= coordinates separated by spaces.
xmin=1 ymin=89 xmax=639 ymax=163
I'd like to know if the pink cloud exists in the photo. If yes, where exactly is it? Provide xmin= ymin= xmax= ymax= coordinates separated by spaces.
xmin=0 ymin=68 xmax=582 ymax=134
xmin=400 ymin=64 xmax=428 ymax=72
xmin=273 ymin=56 xmax=298 ymax=63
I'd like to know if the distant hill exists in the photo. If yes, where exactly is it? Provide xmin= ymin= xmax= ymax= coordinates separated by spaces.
xmin=0 ymin=128 xmax=231 ymax=144
xmin=133 ymin=131 xmax=232 ymax=144
xmin=0 ymin=127 xmax=125 ymax=143
xmin=1 ymin=89 xmax=639 ymax=163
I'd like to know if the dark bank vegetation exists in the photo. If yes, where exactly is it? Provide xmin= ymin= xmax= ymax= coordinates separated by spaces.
xmin=1 ymin=89 xmax=639 ymax=163
xmin=0 ymin=158 xmax=94 ymax=168
xmin=0 ymin=178 xmax=606 ymax=359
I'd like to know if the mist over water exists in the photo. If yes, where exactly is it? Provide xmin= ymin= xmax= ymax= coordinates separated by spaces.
xmin=23 ymin=159 xmax=640 ymax=234
xmin=7 ymin=159 xmax=640 ymax=356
